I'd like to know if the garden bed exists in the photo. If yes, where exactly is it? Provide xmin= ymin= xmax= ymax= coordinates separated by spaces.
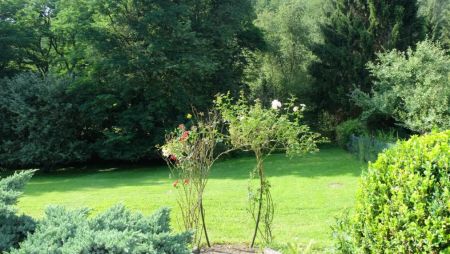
xmin=201 ymin=244 xmax=280 ymax=254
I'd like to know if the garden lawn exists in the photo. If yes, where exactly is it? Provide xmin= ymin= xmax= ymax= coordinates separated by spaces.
xmin=17 ymin=146 xmax=364 ymax=250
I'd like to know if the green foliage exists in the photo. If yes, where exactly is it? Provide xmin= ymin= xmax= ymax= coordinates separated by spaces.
xmin=0 ymin=73 xmax=89 ymax=169
xmin=333 ymin=131 xmax=450 ymax=253
xmin=215 ymin=93 xmax=324 ymax=246
xmin=10 ymin=205 xmax=192 ymax=254
xmin=0 ymin=168 xmax=191 ymax=253
xmin=335 ymin=119 xmax=367 ymax=148
xmin=0 ymin=170 xmax=36 ymax=252
xmin=310 ymin=0 xmax=425 ymax=117
xmin=0 ymin=0 xmax=263 ymax=168
xmin=249 ymin=0 xmax=316 ymax=103
xmin=420 ymin=0 xmax=450 ymax=49
xmin=0 ymin=0 xmax=91 ymax=77
xmin=353 ymin=40 xmax=450 ymax=133
xmin=284 ymin=240 xmax=314 ymax=254
xmin=215 ymin=93 xmax=322 ymax=157
xmin=66 ymin=0 xmax=263 ymax=162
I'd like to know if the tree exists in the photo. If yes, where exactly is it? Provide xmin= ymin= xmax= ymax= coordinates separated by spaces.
xmin=0 ymin=73 xmax=89 ymax=169
xmin=310 ymin=0 xmax=425 ymax=119
xmin=0 ymin=0 xmax=92 ymax=78
xmin=248 ymin=0 xmax=316 ymax=104
xmin=77 ymin=0 xmax=264 ymax=162
xmin=420 ymin=0 xmax=450 ymax=49
xmin=352 ymin=40 xmax=450 ymax=133
xmin=0 ymin=0 xmax=263 ymax=168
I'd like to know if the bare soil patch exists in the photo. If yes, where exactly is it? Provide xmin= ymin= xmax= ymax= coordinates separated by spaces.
xmin=201 ymin=244 xmax=280 ymax=254
xmin=201 ymin=244 xmax=255 ymax=254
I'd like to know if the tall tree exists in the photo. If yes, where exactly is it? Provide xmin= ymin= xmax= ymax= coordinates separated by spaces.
xmin=75 ymin=0 xmax=264 ymax=161
xmin=310 ymin=0 xmax=425 ymax=119
xmin=0 ymin=0 xmax=263 ymax=168
xmin=420 ymin=0 xmax=450 ymax=49
xmin=0 ymin=0 xmax=92 ymax=78
xmin=249 ymin=0 xmax=316 ymax=105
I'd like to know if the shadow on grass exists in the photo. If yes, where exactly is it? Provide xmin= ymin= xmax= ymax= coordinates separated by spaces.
xmin=20 ymin=146 xmax=364 ymax=197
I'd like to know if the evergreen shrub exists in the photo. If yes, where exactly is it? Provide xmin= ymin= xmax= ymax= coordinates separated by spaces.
xmin=333 ymin=131 xmax=450 ymax=253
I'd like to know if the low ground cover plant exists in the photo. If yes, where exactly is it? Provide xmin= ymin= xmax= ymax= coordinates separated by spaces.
xmin=11 ymin=205 xmax=192 ymax=254
xmin=0 ymin=170 xmax=192 ymax=254
xmin=0 ymin=170 xmax=36 ymax=252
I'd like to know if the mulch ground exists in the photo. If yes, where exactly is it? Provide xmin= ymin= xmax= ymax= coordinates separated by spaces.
xmin=201 ymin=244 xmax=255 ymax=254
xmin=201 ymin=244 xmax=280 ymax=254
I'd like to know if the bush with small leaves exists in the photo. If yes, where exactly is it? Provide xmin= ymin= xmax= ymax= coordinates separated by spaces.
xmin=333 ymin=131 xmax=450 ymax=253
xmin=353 ymin=41 xmax=450 ymax=133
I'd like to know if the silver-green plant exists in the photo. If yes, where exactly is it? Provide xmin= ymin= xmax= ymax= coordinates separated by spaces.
xmin=0 ymin=170 xmax=37 ymax=252
xmin=10 ymin=205 xmax=192 ymax=254
xmin=353 ymin=40 xmax=450 ymax=133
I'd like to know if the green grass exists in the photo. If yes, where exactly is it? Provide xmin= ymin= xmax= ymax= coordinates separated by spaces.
xmin=17 ymin=146 xmax=364 ymax=250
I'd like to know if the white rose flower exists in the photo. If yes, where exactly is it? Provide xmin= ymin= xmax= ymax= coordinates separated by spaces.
xmin=293 ymin=106 xmax=299 ymax=112
xmin=271 ymin=99 xmax=282 ymax=110
xmin=162 ymin=147 xmax=171 ymax=157
xmin=300 ymin=104 xmax=306 ymax=111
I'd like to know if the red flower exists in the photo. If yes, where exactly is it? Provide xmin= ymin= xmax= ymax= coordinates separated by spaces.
xmin=169 ymin=154 xmax=177 ymax=162
xmin=173 ymin=180 xmax=179 ymax=188
xmin=178 ymin=124 xmax=185 ymax=131
xmin=183 ymin=179 xmax=189 ymax=185
xmin=179 ymin=131 xmax=189 ymax=141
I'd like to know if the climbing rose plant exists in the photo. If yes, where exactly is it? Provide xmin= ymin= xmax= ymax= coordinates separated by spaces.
xmin=214 ymin=92 xmax=325 ymax=247
xmin=160 ymin=111 xmax=228 ymax=249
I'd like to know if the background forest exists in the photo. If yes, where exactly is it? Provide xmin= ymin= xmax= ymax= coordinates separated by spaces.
xmin=1 ymin=0 xmax=449 ymax=170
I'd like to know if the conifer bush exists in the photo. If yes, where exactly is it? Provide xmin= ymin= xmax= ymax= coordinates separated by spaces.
xmin=0 ymin=170 xmax=36 ymax=252
xmin=10 ymin=205 xmax=192 ymax=254
xmin=1 ymin=170 xmax=191 ymax=254
xmin=333 ymin=131 xmax=450 ymax=253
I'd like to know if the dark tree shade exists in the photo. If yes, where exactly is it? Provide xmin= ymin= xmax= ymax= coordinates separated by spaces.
xmin=0 ymin=0 xmax=263 ymax=168
xmin=310 ymin=0 xmax=425 ymax=119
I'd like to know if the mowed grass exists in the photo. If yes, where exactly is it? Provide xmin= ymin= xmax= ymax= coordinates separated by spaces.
xmin=17 ymin=146 xmax=364 ymax=250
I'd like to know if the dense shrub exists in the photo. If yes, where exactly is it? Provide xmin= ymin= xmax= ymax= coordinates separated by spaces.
xmin=353 ymin=40 xmax=450 ymax=133
xmin=333 ymin=131 xmax=450 ymax=253
xmin=335 ymin=119 xmax=367 ymax=148
xmin=0 ymin=170 xmax=36 ymax=252
xmin=0 ymin=73 xmax=89 ymax=169
xmin=10 ymin=205 xmax=192 ymax=254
